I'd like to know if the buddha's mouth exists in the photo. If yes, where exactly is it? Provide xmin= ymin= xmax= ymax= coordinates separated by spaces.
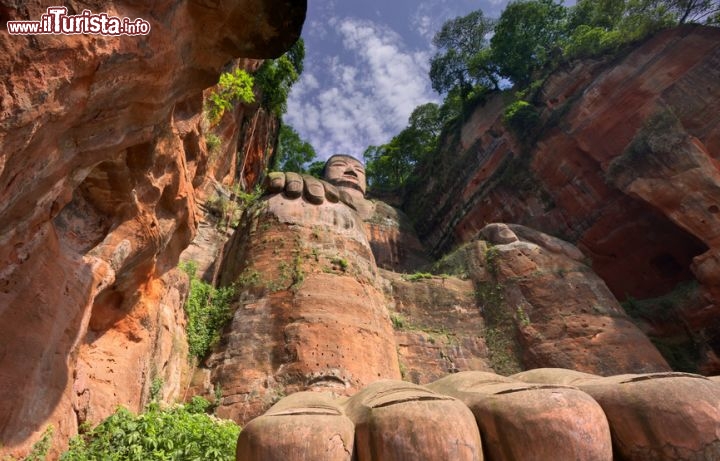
xmin=332 ymin=179 xmax=364 ymax=194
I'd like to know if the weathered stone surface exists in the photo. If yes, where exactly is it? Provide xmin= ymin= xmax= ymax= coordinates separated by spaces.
xmin=345 ymin=381 xmax=483 ymax=461
xmin=244 ymin=369 xmax=720 ymax=461
xmin=364 ymin=201 xmax=431 ymax=272
xmin=579 ymin=373 xmax=720 ymax=461
xmin=380 ymin=269 xmax=493 ymax=384
xmin=207 ymin=193 xmax=400 ymax=424
xmin=73 ymin=268 xmax=191 ymax=428
xmin=0 ymin=0 xmax=305 ymax=456
xmin=516 ymin=369 xmax=720 ymax=461
xmin=428 ymin=371 xmax=613 ymax=461
xmin=236 ymin=393 xmax=355 ymax=461
xmin=404 ymin=26 xmax=720 ymax=372
xmin=437 ymin=224 xmax=670 ymax=375
xmin=511 ymin=367 xmax=604 ymax=386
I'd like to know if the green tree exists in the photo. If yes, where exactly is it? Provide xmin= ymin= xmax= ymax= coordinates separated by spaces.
xmin=564 ymin=0 xmax=626 ymax=58
xmin=207 ymin=68 xmax=255 ymax=124
xmin=429 ymin=10 xmax=497 ymax=98
xmin=306 ymin=160 xmax=326 ymax=179
xmin=567 ymin=0 xmax=718 ymax=53
xmin=254 ymin=39 xmax=305 ymax=116
xmin=644 ymin=0 xmax=720 ymax=24
xmin=490 ymin=0 xmax=569 ymax=85
xmin=179 ymin=262 xmax=235 ymax=359
xmin=364 ymin=104 xmax=448 ymax=190
xmin=364 ymin=143 xmax=409 ymax=190
xmin=409 ymin=103 xmax=444 ymax=139
xmin=569 ymin=0 xmax=627 ymax=29
xmin=272 ymin=124 xmax=317 ymax=173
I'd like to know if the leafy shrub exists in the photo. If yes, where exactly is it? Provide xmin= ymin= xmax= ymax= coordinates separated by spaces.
xmin=402 ymin=272 xmax=434 ymax=282
xmin=60 ymin=400 xmax=239 ymax=461
xmin=205 ymin=133 xmax=222 ymax=156
xmin=11 ymin=426 xmax=54 ymax=461
xmin=179 ymin=262 xmax=235 ymax=359
xmin=390 ymin=312 xmax=407 ymax=330
xmin=231 ymin=184 xmax=263 ymax=209
xmin=564 ymin=25 xmax=622 ymax=59
xmin=503 ymin=100 xmax=540 ymax=139
xmin=206 ymin=185 xmax=261 ymax=229
xmin=254 ymin=39 xmax=304 ymax=116
xmin=331 ymin=257 xmax=349 ymax=272
xmin=207 ymin=68 xmax=255 ymax=124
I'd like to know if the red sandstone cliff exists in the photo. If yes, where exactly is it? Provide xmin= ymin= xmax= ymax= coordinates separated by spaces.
xmin=405 ymin=25 xmax=720 ymax=374
xmin=0 ymin=0 xmax=304 ymax=457
xmin=3 ymin=10 xmax=719 ymax=458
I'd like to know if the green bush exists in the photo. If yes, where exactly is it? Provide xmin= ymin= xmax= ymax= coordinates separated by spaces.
xmin=564 ymin=25 xmax=623 ymax=59
xmin=179 ymin=262 xmax=235 ymax=359
xmin=503 ymin=100 xmax=540 ymax=139
xmin=60 ymin=400 xmax=239 ymax=461
xmin=402 ymin=272 xmax=434 ymax=282
xmin=13 ymin=426 xmax=54 ymax=461
xmin=205 ymin=133 xmax=222 ymax=156
xmin=207 ymin=68 xmax=255 ymax=124
xmin=254 ymin=39 xmax=304 ymax=116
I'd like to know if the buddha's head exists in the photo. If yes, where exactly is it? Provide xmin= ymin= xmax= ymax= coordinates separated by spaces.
xmin=323 ymin=155 xmax=367 ymax=196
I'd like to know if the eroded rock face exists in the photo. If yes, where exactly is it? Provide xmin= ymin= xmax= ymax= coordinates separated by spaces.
xmin=405 ymin=25 xmax=720 ymax=373
xmin=364 ymin=201 xmax=431 ymax=272
xmin=238 ymin=381 xmax=484 ymax=461
xmin=380 ymin=269 xmax=493 ymax=384
xmin=0 ymin=0 xmax=305 ymax=456
xmin=435 ymin=224 xmax=670 ymax=375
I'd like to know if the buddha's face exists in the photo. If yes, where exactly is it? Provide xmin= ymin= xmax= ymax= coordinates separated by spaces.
xmin=323 ymin=155 xmax=367 ymax=195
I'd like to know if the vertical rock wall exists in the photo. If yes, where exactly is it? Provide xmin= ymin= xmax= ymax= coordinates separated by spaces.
xmin=404 ymin=25 xmax=720 ymax=373
xmin=0 ymin=0 xmax=305 ymax=457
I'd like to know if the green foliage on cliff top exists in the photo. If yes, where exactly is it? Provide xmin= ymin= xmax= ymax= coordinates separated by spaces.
xmin=503 ymin=100 xmax=540 ymax=139
xmin=255 ymin=39 xmax=305 ymax=116
xmin=60 ymin=399 xmax=239 ymax=461
xmin=364 ymin=103 xmax=449 ymax=190
xmin=431 ymin=0 xmax=718 ymax=98
xmin=372 ymin=0 xmax=719 ymax=200
xmin=207 ymin=68 xmax=255 ymax=124
xmin=179 ymin=261 xmax=235 ymax=359
xmin=271 ymin=123 xmax=318 ymax=173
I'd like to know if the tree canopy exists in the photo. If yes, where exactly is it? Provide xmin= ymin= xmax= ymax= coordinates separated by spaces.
xmin=364 ymin=103 xmax=448 ymax=190
xmin=429 ymin=10 xmax=497 ymax=98
xmin=362 ymin=0 xmax=719 ymax=191
xmin=490 ymin=0 xmax=568 ymax=85
xmin=255 ymin=39 xmax=305 ymax=116
xmin=433 ymin=0 xmax=718 ymax=90
xmin=272 ymin=123 xmax=318 ymax=174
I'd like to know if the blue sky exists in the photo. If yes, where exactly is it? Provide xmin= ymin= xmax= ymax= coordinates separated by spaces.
xmin=284 ymin=0 xmax=530 ymax=161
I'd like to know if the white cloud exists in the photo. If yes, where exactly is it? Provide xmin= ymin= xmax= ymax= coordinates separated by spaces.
xmin=413 ymin=14 xmax=434 ymax=41
xmin=286 ymin=17 xmax=438 ymax=161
